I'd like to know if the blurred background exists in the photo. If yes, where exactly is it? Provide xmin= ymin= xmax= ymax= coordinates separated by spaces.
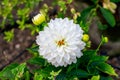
xmin=0 ymin=0 xmax=120 ymax=79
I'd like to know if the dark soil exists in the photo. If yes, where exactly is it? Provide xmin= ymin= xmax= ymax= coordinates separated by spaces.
xmin=0 ymin=29 xmax=35 ymax=69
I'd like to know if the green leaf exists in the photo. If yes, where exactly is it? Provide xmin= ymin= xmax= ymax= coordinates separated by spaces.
xmin=87 ymin=61 xmax=100 ymax=75
xmin=69 ymin=69 xmax=90 ymax=78
xmin=27 ymin=57 xmax=46 ymax=66
xmin=34 ymin=73 xmax=43 ymax=80
xmin=80 ymin=50 xmax=96 ymax=62
xmin=78 ymin=6 xmax=94 ymax=24
xmin=110 ymin=0 xmax=120 ymax=2
xmin=77 ymin=6 xmax=95 ymax=32
xmin=58 ymin=0 xmax=66 ymax=9
xmin=91 ymin=75 xmax=100 ymax=80
xmin=27 ymin=45 xmax=39 ymax=53
xmin=57 ymin=12 xmax=64 ymax=18
xmin=56 ymin=73 xmax=67 ymax=80
xmin=97 ymin=21 xmax=108 ymax=30
xmin=24 ymin=71 xmax=30 ymax=80
xmin=100 ymin=7 xmax=116 ymax=27
xmin=100 ymin=76 xmax=113 ymax=80
xmin=96 ymin=62 xmax=118 ymax=76
xmin=0 ymin=63 xmax=19 ymax=79
xmin=87 ymin=56 xmax=108 ymax=75
xmin=49 ymin=69 xmax=62 ymax=80
xmin=27 ymin=45 xmax=39 ymax=56
xmin=91 ymin=0 xmax=99 ymax=4
xmin=4 ymin=29 xmax=14 ymax=42
xmin=66 ymin=64 xmax=76 ymax=73
xmin=67 ymin=0 xmax=73 ymax=4
xmin=11 ymin=63 xmax=26 ymax=79
xmin=77 ymin=50 xmax=96 ymax=68
xmin=90 ymin=56 xmax=109 ymax=62
xmin=84 ymin=50 xmax=97 ymax=55
xmin=37 ymin=22 xmax=47 ymax=31
xmin=50 ymin=69 xmax=62 ymax=77
xmin=35 ymin=65 xmax=57 ymax=78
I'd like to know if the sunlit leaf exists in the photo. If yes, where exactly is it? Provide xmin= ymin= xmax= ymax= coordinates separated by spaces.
xmin=0 ymin=63 xmax=19 ymax=79
xmin=25 ymin=71 xmax=30 ymax=80
xmin=90 ymin=56 xmax=109 ymax=62
xmin=12 ymin=63 xmax=26 ymax=78
xmin=67 ymin=0 xmax=73 ymax=4
xmin=34 ymin=73 xmax=43 ymax=80
xmin=91 ymin=75 xmax=100 ymax=80
xmin=4 ymin=29 xmax=14 ymax=42
xmin=96 ymin=62 xmax=118 ymax=76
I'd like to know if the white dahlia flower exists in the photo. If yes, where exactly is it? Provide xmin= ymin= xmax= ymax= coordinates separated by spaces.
xmin=36 ymin=18 xmax=85 ymax=67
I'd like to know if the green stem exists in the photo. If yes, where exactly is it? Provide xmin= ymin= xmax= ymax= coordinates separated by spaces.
xmin=25 ymin=71 xmax=30 ymax=80
xmin=95 ymin=39 xmax=103 ymax=54
xmin=15 ymin=77 xmax=19 ymax=80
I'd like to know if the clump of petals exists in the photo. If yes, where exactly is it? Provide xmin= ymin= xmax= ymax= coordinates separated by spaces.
xmin=36 ymin=18 xmax=85 ymax=67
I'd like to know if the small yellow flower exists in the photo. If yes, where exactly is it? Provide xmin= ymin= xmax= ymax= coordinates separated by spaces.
xmin=32 ymin=13 xmax=45 ymax=25
xmin=71 ymin=8 xmax=76 ymax=14
xmin=73 ymin=12 xmax=80 ymax=20
xmin=103 ymin=0 xmax=117 ymax=13
xmin=82 ymin=34 xmax=89 ymax=42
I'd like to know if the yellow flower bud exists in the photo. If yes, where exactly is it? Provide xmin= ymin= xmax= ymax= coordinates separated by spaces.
xmin=73 ymin=12 xmax=81 ymax=20
xmin=76 ymin=12 xmax=81 ymax=17
xmin=103 ymin=37 xmax=108 ymax=43
xmin=109 ymin=2 xmax=117 ymax=13
xmin=73 ymin=77 xmax=79 ymax=80
xmin=82 ymin=34 xmax=89 ymax=42
xmin=110 ymin=2 xmax=117 ymax=10
xmin=103 ymin=0 xmax=117 ymax=13
xmin=73 ymin=14 xmax=77 ymax=20
xmin=103 ymin=0 xmax=109 ymax=4
xmin=32 ymin=13 xmax=45 ymax=25
xmin=86 ymin=41 xmax=91 ymax=48
xmin=71 ymin=8 xmax=76 ymax=14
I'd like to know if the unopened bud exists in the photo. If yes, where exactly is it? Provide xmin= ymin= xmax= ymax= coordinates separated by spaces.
xmin=32 ymin=13 xmax=45 ymax=25
xmin=103 ymin=0 xmax=117 ymax=13
xmin=103 ymin=37 xmax=108 ymax=43
xmin=71 ymin=8 xmax=76 ymax=14
xmin=82 ymin=34 xmax=89 ymax=42
xmin=86 ymin=41 xmax=91 ymax=48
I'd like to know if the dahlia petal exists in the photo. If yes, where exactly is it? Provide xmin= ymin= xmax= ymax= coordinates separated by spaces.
xmin=36 ymin=18 xmax=85 ymax=67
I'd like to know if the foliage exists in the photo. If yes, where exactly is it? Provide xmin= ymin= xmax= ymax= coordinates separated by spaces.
xmin=0 ymin=0 xmax=41 ymax=41
xmin=100 ymin=7 xmax=115 ymax=27
xmin=0 ymin=49 xmax=117 ymax=80
xmin=4 ymin=29 xmax=14 ymax=42
xmin=0 ymin=0 xmax=119 ymax=80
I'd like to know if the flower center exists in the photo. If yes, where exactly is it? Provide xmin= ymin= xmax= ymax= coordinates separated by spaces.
xmin=57 ymin=39 xmax=65 ymax=47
